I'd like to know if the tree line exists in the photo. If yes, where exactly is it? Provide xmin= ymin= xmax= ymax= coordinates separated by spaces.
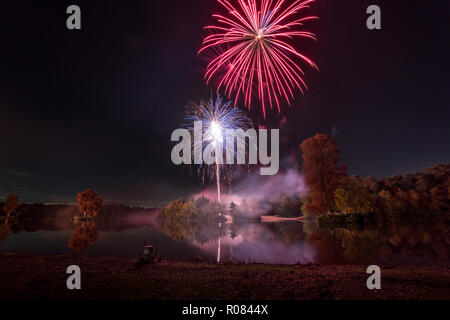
xmin=300 ymin=133 xmax=449 ymax=217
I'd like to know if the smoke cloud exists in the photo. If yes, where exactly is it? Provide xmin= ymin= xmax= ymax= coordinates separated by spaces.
xmin=191 ymin=161 xmax=308 ymax=218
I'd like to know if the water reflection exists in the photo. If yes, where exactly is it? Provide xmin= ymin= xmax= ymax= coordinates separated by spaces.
xmin=0 ymin=211 xmax=448 ymax=266
xmin=68 ymin=222 xmax=99 ymax=253
xmin=0 ymin=224 xmax=11 ymax=245
xmin=302 ymin=215 xmax=449 ymax=265
xmin=200 ymin=222 xmax=315 ymax=264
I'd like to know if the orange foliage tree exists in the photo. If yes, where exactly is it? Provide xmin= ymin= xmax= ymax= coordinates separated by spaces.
xmin=3 ymin=194 xmax=19 ymax=224
xmin=76 ymin=189 xmax=103 ymax=218
xmin=300 ymin=134 xmax=346 ymax=215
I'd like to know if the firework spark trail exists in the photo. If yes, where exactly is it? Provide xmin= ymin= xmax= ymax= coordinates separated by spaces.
xmin=213 ymin=131 xmax=222 ymax=263
xmin=185 ymin=95 xmax=250 ymax=262
xmin=200 ymin=0 xmax=318 ymax=117
xmin=185 ymin=95 xmax=250 ymax=177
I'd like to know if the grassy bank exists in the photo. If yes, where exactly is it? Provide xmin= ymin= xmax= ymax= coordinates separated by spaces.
xmin=0 ymin=252 xmax=448 ymax=300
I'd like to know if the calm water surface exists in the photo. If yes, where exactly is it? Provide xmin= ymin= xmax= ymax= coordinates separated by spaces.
xmin=1 ymin=214 xmax=448 ymax=266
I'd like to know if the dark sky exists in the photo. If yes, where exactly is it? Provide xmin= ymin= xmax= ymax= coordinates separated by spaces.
xmin=2 ymin=0 xmax=449 ymax=206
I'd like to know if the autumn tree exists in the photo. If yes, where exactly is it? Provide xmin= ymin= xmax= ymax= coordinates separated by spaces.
xmin=277 ymin=196 xmax=302 ymax=217
xmin=3 ymin=194 xmax=19 ymax=224
xmin=425 ymin=164 xmax=450 ymax=213
xmin=334 ymin=176 xmax=375 ymax=214
xmin=158 ymin=199 xmax=197 ymax=241
xmin=375 ymin=164 xmax=449 ymax=216
xmin=76 ymin=189 xmax=103 ymax=218
xmin=229 ymin=202 xmax=241 ymax=219
xmin=300 ymin=134 xmax=346 ymax=215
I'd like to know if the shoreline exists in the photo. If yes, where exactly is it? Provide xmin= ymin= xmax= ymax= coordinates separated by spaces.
xmin=0 ymin=252 xmax=448 ymax=300
xmin=260 ymin=215 xmax=303 ymax=222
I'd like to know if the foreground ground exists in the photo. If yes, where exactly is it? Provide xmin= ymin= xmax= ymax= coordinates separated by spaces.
xmin=0 ymin=252 xmax=448 ymax=300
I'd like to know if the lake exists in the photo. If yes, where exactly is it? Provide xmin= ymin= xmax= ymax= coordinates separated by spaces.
xmin=1 ymin=213 xmax=449 ymax=266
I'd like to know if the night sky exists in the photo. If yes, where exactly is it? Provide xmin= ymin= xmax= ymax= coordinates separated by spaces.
xmin=3 ymin=0 xmax=449 ymax=206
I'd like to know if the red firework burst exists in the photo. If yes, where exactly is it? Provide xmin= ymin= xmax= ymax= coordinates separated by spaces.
xmin=200 ymin=0 xmax=319 ymax=117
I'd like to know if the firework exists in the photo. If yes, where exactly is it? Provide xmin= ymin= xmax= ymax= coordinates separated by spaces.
xmin=186 ymin=95 xmax=250 ymax=172
xmin=185 ymin=95 xmax=250 ymax=263
xmin=200 ymin=0 xmax=318 ymax=117
xmin=185 ymin=95 xmax=250 ymax=201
